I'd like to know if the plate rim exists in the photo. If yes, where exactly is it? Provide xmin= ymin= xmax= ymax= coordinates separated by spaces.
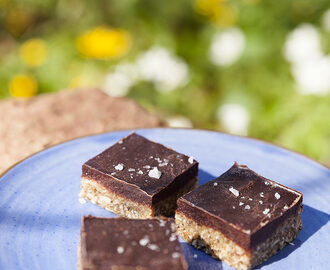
xmin=1 ymin=127 xmax=329 ymax=180
xmin=0 ymin=127 xmax=329 ymax=270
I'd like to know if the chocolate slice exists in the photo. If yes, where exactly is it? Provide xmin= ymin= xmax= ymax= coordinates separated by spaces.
xmin=175 ymin=163 xmax=303 ymax=270
xmin=79 ymin=216 xmax=187 ymax=270
xmin=80 ymin=133 xmax=198 ymax=218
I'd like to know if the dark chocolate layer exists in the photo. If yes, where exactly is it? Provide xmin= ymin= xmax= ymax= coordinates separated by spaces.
xmin=177 ymin=163 xmax=302 ymax=250
xmin=80 ymin=216 xmax=186 ymax=270
xmin=82 ymin=133 xmax=198 ymax=206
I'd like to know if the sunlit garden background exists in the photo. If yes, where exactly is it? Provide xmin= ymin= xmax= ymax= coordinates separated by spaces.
xmin=0 ymin=0 xmax=330 ymax=166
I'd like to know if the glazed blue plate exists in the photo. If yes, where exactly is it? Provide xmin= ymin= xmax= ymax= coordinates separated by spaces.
xmin=0 ymin=128 xmax=329 ymax=270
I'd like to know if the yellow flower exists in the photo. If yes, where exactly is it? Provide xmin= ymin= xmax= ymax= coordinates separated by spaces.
xmin=195 ymin=0 xmax=227 ymax=17
xmin=194 ymin=0 xmax=237 ymax=27
xmin=9 ymin=74 xmax=38 ymax=98
xmin=19 ymin=39 xmax=48 ymax=67
xmin=76 ymin=26 xmax=131 ymax=60
xmin=212 ymin=4 xmax=238 ymax=27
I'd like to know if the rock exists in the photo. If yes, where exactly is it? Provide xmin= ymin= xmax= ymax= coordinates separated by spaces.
xmin=0 ymin=88 xmax=162 ymax=173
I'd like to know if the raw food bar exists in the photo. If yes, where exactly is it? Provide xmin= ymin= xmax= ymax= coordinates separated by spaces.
xmin=175 ymin=163 xmax=303 ymax=270
xmin=80 ymin=133 xmax=198 ymax=218
xmin=79 ymin=216 xmax=187 ymax=270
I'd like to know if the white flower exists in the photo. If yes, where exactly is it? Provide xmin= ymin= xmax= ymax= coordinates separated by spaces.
xmin=103 ymin=72 xmax=132 ymax=97
xmin=283 ymin=23 xmax=330 ymax=95
xmin=166 ymin=116 xmax=193 ymax=128
xmin=137 ymin=46 xmax=189 ymax=92
xmin=283 ymin=24 xmax=322 ymax=64
xmin=209 ymin=28 xmax=245 ymax=66
xmin=322 ymin=9 xmax=330 ymax=33
xmin=291 ymin=56 xmax=330 ymax=96
xmin=217 ymin=104 xmax=250 ymax=136
xmin=115 ymin=62 xmax=139 ymax=82
xmin=103 ymin=63 xmax=138 ymax=97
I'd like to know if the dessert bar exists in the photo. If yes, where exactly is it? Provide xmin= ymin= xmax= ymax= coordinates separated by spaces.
xmin=175 ymin=163 xmax=303 ymax=270
xmin=79 ymin=216 xmax=187 ymax=270
xmin=80 ymin=133 xmax=198 ymax=218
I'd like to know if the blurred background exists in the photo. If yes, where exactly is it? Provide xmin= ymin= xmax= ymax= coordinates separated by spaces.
xmin=0 ymin=0 xmax=330 ymax=166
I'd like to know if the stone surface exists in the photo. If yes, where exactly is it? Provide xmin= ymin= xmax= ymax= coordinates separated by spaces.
xmin=0 ymin=88 xmax=161 ymax=173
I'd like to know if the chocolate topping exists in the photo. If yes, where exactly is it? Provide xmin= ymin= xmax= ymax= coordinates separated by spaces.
xmin=82 ymin=133 xmax=198 ymax=206
xmin=80 ymin=216 xmax=186 ymax=270
xmin=177 ymin=163 xmax=303 ymax=250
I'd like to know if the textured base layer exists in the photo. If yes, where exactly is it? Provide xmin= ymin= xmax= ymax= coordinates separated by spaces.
xmin=77 ymin=243 xmax=82 ymax=270
xmin=80 ymin=177 xmax=197 ymax=218
xmin=80 ymin=177 xmax=153 ymax=218
xmin=175 ymin=209 xmax=302 ymax=270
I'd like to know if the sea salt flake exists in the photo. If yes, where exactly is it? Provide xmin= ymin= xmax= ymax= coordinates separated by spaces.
xmin=284 ymin=205 xmax=289 ymax=210
xmin=128 ymin=168 xmax=135 ymax=172
xmin=169 ymin=233 xmax=177 ymax=241
xmin=172 ymin=252 xmax=181 ymax=259
xmin=159 ymin=159 xmax=169 ymax=167
xmin=148 ymin=244 xmax=160 ymax=251
xmin=259 ymin=201 xmax=263 ymax=204
xmin=245 ymin=205 xmax=251 ymax=210
xmin=188 ymin=156 xmax=194 ymax=164
xmin=148 ymin=167 xmax=162 ymax=179
xmin=275 ymin=192 xmax=281 ymax=200
xmin=232 ymin=206 xmax=236 ymax=209
xmin=264 ymin=181 xmax=270 ymax=185
xmin=118 ymin=140 xmax=123 ymax=144
xmin=248 ymin=198 xmax=253 ymax=201
xmin=143 ymin=165 xmax=151 ymax=169
xmin=229 ymin=187 xmax=239 ymax=197
xmin=115 ymin=164 xmax=124 ymax=171
xmin=139 ymin=236 xmax=150 ymax=246
xmin=260 ymin=192 xmax=264 ymax=198
xmin=117 ymin=246 xmax=124 ymax=254
xmin=213 ymin=182 xmax=218 ymax=186
xmin=263 ymin=208 xmax=270 ymax=215
xmin=137 ymin=170 xmax=143 ymax=175
xmin=239 ymin=202 xmax=244 ymax=206
xmin=193 ymin=254 xmax=198 ymax=259
xmin=159 ymin=220 xmax=166 ymax=227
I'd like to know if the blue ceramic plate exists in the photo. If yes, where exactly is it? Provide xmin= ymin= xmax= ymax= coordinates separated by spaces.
xmin=0 ymin=128 xmax=329 ymax=270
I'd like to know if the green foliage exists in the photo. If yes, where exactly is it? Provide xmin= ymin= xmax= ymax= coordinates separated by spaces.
xmin=0 ymin=0 xmax=329 ymax=165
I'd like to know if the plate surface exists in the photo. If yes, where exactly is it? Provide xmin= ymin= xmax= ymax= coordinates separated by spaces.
xmin=0 ymin=128 xmax=329 ymax=270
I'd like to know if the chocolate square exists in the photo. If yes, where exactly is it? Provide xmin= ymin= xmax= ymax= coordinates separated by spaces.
xmin=80 ymin=133 xmax=198 ymax=218
xmin=176 ymin=163 xmax=303 ymax=269
xmin=79 ymin=216 xmax=187 ymax=270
